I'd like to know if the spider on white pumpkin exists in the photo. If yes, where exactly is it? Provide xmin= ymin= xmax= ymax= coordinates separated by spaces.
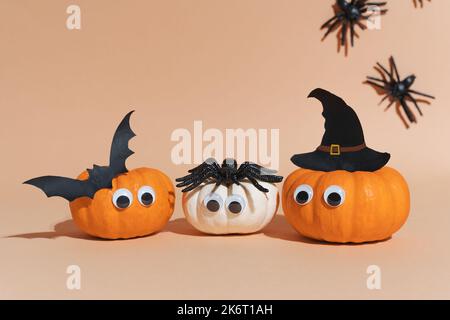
xmin=176 ymin=158 xmax=283 ymax=235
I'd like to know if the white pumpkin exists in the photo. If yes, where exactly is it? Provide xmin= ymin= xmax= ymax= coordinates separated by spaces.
xmin=182 ymin=181 xmax=279 ymax=234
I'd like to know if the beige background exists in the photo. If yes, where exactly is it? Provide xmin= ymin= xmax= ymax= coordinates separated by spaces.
xmin=1 ymin=0 xmax=450 ymax=299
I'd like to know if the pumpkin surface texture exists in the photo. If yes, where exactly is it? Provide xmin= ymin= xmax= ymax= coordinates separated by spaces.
xmin=282 ymin=167 xmax=410 ymax=243
xmin=70 ymin=168 xmax=174 ymax=239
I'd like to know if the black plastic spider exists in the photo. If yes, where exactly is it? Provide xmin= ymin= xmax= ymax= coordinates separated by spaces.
xmin=366 ymin=56 xmax=435 ymax=125
xmin=321 ymin=0 xmax=387 ymax=47
xmin=176 ymin=158 xmax=283 ymax=193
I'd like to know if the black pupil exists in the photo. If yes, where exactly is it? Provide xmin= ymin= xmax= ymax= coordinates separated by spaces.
xmin=327 ymin=192 xmax=342 ymax=207
xmin=116 ymin=195 xmax=130 ymax=208
xmin=228 ymin=201 xmax=242 ymax=214
xmin=141 ymin=192 xmax=153 ymax=206
xmin=206 ymin=200 xmax=220 ymax=212
xmin=296 ymin=191 xmax=309 ymax=204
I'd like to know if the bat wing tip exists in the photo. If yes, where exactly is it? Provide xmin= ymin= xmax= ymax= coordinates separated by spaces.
xmin=23 ymin=177 xmax=40 ymax=186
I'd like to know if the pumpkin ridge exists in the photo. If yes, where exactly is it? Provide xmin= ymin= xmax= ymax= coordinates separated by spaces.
xmin=282 ymin=166 xmax=410 ymax=243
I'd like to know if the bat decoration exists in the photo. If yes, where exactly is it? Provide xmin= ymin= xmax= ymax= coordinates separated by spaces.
xmin=321 ymin=0 xmax=387 ymax=48
xmin=176 ymin=158 xmax=283 ymax=193
xmin=366 ymin=56 xmax=435 ymax=126
xmin=24 ymin=111 xmax=136 ymax=201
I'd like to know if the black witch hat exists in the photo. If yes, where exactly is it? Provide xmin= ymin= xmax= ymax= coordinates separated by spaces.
xmin=291 ymin=88 xmax=390 ymax=172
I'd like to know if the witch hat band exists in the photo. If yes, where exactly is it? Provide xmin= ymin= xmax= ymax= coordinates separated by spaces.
xmin=291 ymin=88 xmax=390 ymax=172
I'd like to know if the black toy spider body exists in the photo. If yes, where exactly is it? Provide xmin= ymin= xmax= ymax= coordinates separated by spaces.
xmin=321 ymin=0 xmax=387 ymax=47
xmin=366 ymin=56 xmax=435 ymax=125
xmin=176 ymin=158 xmax=283 ymax=193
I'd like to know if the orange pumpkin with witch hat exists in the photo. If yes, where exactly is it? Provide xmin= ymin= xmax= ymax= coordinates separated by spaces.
xmin=282 ymin=88 xmax=410 ymax=243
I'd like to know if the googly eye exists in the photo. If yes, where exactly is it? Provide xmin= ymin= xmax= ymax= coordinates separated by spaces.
xmin=203 ymin=193 xmax=223 ymax=212
xmin=293 ymin=184 xmax=313 ymax=205
xmin=324 ymin=185 xmax=346 ymax=207
xmin=112 ymin=188 xmax=133 ymax=209
xmin=138 ymin=186 xmax=156 ymax=206
xmin=225 ymin=195 xmax=246 ymax=214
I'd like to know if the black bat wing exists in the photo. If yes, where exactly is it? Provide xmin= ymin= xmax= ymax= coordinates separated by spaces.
xmin=108 ymin=110 xmax=136 ymax=175
xmin=25 ymin=111 xmax=137 ymax=202
xmin=24 ymin=176 xmax=97 ymax=202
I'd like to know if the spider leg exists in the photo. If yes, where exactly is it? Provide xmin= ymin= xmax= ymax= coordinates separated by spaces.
xmin=408 ymin=89 xmax=435 ymax=99
xmin=255 ymin=174 xmax=283 ymax=183
xmin=341 ymin=20 xmax=348 ymax=46
xmin=400 ymin=98 xmax=417 ymax=124
xmin=350 ymin=21 xmax=355 ymax=47
xmin=176 ymin=166 xmax=217 ymax=187
xmin=175 ymin=173 xmax=198 ymax=184
xmin=231 ymin=175 xmax=241 ymax=186
xmin=175 ymin=171 xmax=208 ymax=187
xmin=215 ymin=175 xmax=223 ymax=187
xmin=245 ymin=175 xmax=269 ymax=193
xmin=184 ymin=159 xmax=218 ymax=175
xmin=245 ymin=164 xmax=280 ymax=178
xmin=186 ymin=162 xmax=209 ymax=174
xmin=366 ymin=80 xmax=387 ymax=91
xmin=322 ymin=18 xmax=343 ymax=40
xmin=235 ymin=162 xmax=252 ymax=181
xmin=235 ymin=161 xmax=249 ymax=171
xmin=237 ymin=163 xmax=264 ymax=178
xmin=405 ymin=93 xmax=423 ymax=116
xmin=188 ymin=160 xmax=221 ymax=180
xmin=179 ymin=170 xmax=218 ymax=192
xmin=320 ymin=14 xmax=339 ymax=29
xmin=367 ymin=76 xmax=388 ymax=85
xmin=389 ymin=56 xmax=401 ymax=82
xmin=356 ymin=21 xmax=366 ymax=32
xmin=236 ymin=163 xmax=282 ymax=188
xmin=248 ymin=169 xmax=283 ymax=183
xmin=379 ymin=94 xmax=390 ymax=105
xmin=236 ymin=162 xmax=278 ymax=177
xmin=180 ymin=179 xmax=205 ymax=193
xmin=176 ymin=165 xmax=215 ymax=184
xmin=376 ymin=62 xmax=395 ymax=82
xmin=384 ymin=99 xmax=395 ymax=111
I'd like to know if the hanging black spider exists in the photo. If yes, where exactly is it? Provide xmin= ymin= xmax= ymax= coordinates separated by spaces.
xmin=175 ymin=158 xmax=283 ymax=193
xmin=366 ymin=56 xmax=435 ymax=125
xmin=321 ymin=0 xmax=387 ymax=47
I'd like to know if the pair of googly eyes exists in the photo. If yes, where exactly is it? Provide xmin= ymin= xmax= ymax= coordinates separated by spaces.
xmin=112 ymin=186 xmax=156 ymax=209
xmin=294 ymin=185 xmax=346 ymax=207
xmin=203 ymin=194 xmax=246 ymax=214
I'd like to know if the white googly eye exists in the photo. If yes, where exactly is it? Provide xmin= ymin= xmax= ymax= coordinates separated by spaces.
xmin=138 ymin=186 xmax=156 ymax=207
xmin=225 ymin=194 xmax=246 ymax=214
xmin=112 ymin=188 xmax=133 ymax=209
xmin=324 ymin=185 xmax=346 ymax=207
xmin=293 ymin=184 xmax=314 ymax=205
xmin=203 ymin=193 xmax=223 ymax=212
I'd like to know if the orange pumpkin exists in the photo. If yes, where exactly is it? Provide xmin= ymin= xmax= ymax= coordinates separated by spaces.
xmin=282 ymin=167 xmax=410 ymax=243
xmin=24 ymin=111 xmax=176 ymax=240
xmin=70 ymin=168 xmax=175 ymax=239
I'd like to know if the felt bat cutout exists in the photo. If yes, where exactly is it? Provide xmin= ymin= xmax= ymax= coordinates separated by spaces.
xmin=24 ymin=111 xmax=136 ymax=201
